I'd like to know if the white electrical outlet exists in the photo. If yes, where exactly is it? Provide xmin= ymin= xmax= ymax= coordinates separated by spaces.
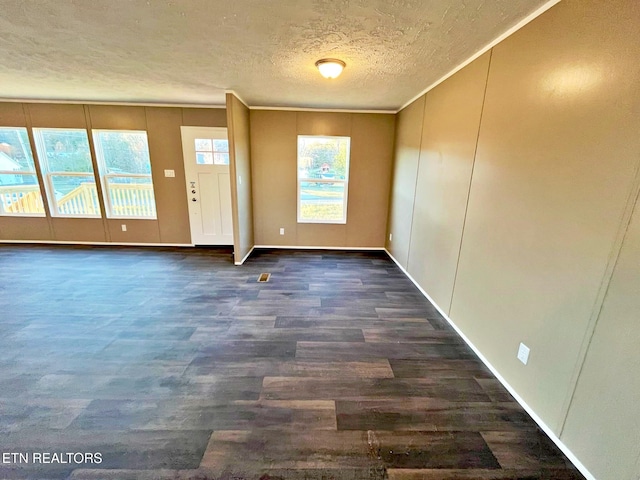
xmin=279 ymin=228 xmax=285 ymax=235
xmin=389 ymin=233 xmax=393 ymax=241
xmin=517 ymin=342 xmax=530 ymax=365
xmin=164 ymin=169 xmax=175 ymax=177
xmin=121 ymin=224 xmax=127 ymax=232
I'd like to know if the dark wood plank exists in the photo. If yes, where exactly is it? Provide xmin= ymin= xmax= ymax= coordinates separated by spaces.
xmin=336 ymin=399 xmax=535 ymax=431
xmin=261 ymin=377 xmax=491 ymax=401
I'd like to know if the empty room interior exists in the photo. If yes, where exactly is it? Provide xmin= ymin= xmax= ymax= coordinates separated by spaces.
xmin=0 ymin=0 xmax=638 ymax=479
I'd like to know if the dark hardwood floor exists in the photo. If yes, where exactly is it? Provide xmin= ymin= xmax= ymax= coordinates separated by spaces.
xmin=0 ymin=245 xmax=585 ymax=480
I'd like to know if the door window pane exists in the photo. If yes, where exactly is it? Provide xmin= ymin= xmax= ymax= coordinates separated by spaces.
xmin=33 ymin=128 xmax=100 ymax=217
xmin=195 ymin=138 xmax=229 ymax=165
xmin=213 ymin=139 xmax=229 ymax=152
xmin=196 ymin=152 xmax=213 ymax=165
xmin=195 ymin=138 xmax=212 ymax=151
xmin=213 ymin=153 xmax=230 ymax=165
xmin=0 ymin=127 xmax=44 ymax=216
xmin=93 ymin=130 xmax=157 ymax=219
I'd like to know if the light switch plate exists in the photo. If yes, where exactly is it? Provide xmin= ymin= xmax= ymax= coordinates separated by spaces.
xmin=279 ymin=228 xmax=284 ymax=235
xmin=517 ymin=342 xmax=530 ymax=365
xmin=121 ymin=224 xmax=127 ymax=232
xmin=164 ymin=169 xmax=175 ymax=177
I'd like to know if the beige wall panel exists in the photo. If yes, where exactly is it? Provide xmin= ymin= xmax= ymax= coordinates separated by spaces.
xmin=297 ymin=111 xmax=351 ymax=136
xmin=51 ymin=218 xmax=107 ymax=242
xmin=27 ymin=103 xmax=87 ymax=128
xmin=249 ymin=110 xmax=298 ymax=245
xmin=449 ymin=0 xmax=640 ymax=432
xmin=250 ymin=110 xmax=394 ymax=248
xmin=181 ymin=108 xmax=227 ymax=127
xmin=106 ymin=219 xmax=161 ymax=244
xmin=407 ymin=52 xmax=490 ymax=315
xmin=0 ymin=217 xmax=51 ymax=241
xmin=145 ymin=107 xmax=191 ymax=244
xmin=347 ymin=114 xmax=395 ymax=247
xmin=561 ymin=190 xmax=640 ymax=480
xmin=297 ymin=223 xmax=346 ymax=247
xmin=0 ymin=102 xmax=27 ymax=126
xmin=385 ymin=96 xmax=425 ymax=267
xmin=226 ymin=94 xmax=254 ymax=263
xmin=88 ymin=105 xmax=147 ymax=130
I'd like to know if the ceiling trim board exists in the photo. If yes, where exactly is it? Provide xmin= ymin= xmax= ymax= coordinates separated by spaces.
xmin=0 ymin=98 xmax=227 ymax=109
xmin=397 ymin=0 xmax=562 ymax=112
xmin=249 ymin=106 xmax=396 ymax=114
xmin=225 ymin=90 xmax=250 ymax=109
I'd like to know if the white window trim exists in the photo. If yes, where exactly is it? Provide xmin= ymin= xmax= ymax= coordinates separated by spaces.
xmin=33 ymin=127 xmax=101 ymax=218
xmin=0 ymin=127 xmax=45 ymax=217
xmin=297 ymin=135 xmax=351 ymax=224
xmin=92 ymin=129 xmax=157 ymax=220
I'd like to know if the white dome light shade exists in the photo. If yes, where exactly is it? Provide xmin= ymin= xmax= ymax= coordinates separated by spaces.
xmin=315 ymin=59 xmax=346 ymax=79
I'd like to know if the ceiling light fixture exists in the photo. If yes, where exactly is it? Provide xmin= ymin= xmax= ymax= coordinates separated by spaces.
xmin=315 ymin=58 xmax=346 ymax=79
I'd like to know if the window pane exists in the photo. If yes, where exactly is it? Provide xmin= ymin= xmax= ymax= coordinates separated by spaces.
xmin=213 ymin=139 xmax=229 ymax=152
xmin=196 ymin=152 xmax=213 ymax=165
xmin=52 ymin=174 xmax=100 ymax=216
xmin=0 ymin=174 xmax=44 ymax=215
xmin=297 ymin=136 xmax=350 ymax=224
xmin=94 ymin=131 xmax=151 ymax=174
xmin=37 ymin=129 xmax=93 ymax=173
xmin=213 ymin=152 xmax=229 ymax=165
xmin=0 ymin=127 xmax=35 ymax=171
xmin=195 ymin=138 xmax=213 ymax=151
xmin=105 ymin=176 xmax=156 ymax=218
xmin=299 ymin=181 xmax=345 ymax=222
xmin=298 ymin=136 xmax=350 ymax=180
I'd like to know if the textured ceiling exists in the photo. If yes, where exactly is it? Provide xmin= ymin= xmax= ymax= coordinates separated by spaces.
xmin=0 ymin=0 xmax=549 ymax=110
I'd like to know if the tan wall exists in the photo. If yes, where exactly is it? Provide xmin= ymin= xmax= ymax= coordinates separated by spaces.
xmin=560 ymin=187 xmax=640 ymax=480
xmin=385 ymin=97 xmax=424 ymax=264
xmin=387 ymin=0 xmax=640 ymax=477
xmin=226 ymin=94 xmax=254 ymax=263
xmin=407 ymin=52 xmax=490 ymax=315
xmin=251 ymin=110 xmax=395 ymax=247
xmin=0 ymin=102 xmax=226 ymax=244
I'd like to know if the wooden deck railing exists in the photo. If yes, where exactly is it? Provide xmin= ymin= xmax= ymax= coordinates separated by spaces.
xmin=0 ymin=185 xmax=45 ymax=215
xmin=56 ymin=183 xmax=101 ymax=216
xmin=1 ymin=181 xmax=157 ymax=217
xmin=56 ymin=182 xmax=156 ymax=218
xmin=106 ymin=182 xmax=156 ymax=218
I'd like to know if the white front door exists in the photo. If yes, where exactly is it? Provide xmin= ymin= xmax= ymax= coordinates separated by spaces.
xmin=180 ymin=126 xmax=233 ymax=245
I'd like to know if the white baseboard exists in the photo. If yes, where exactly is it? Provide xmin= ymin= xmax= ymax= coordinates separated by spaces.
xmin=235 ymin=244 xmax=386 ymax=264
xmin=235 ymin=246 xmax=255 ymax=265
xmin=384 ymin=248 xmax=597 ymax=480
xmin=0 ymin=240 xmax=193 ymax=247
xmin=254 ymin=245 xmax=385 ymax=251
